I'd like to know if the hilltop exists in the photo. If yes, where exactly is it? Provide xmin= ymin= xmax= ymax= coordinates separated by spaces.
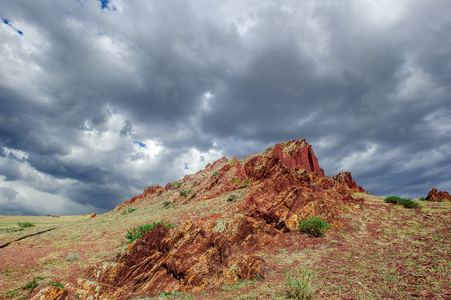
xmin=0 ymin=139 xmax=450 ymax=299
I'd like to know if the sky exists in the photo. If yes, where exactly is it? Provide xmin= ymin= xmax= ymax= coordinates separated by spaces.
xmin=1 ymin=0 xmax=450 ymax=216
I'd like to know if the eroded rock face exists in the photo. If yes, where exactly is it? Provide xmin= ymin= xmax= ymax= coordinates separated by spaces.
xmin=72 ymin=139 xmax=365 ymax=299
xmin=426 ymin=188 xmax=451 ymax=202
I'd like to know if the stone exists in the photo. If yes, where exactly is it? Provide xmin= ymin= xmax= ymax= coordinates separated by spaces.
xmin=426 ymin=188 xmax=451 ymax=202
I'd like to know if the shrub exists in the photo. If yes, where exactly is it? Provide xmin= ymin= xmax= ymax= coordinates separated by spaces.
xmin=418 ymin=197 xmax=426 ymax=201
xmin=18 ymin=222 xmax=35 ymax=228
xmin=162 ymin=201 xmax=171 ymax=207
xmin=384 ymin=196 xmax=421 ymax=209
xmin=121 ymin=207 xmax=137 ymax=215
xmin=179 ymin=189 xmax=193 ymax=195
xmin=48 ymin=281 xmax=64 ymax=289
xmin=298 ymin=217 xmax=331 ymax=238
xmin=212 ymin=171 xmax=218 ymax=178
xmin=284 ymin=268 xmax=317 ymax=299
xmin=21 ymin=277 xmax=44 ymax=294
xmin=125 ymin=222 xmax=177 ymax=243
xmin=65 ymin=254 xmax=79 ymax=261
xmin=172 ymin=182 xmax=182 ymax=188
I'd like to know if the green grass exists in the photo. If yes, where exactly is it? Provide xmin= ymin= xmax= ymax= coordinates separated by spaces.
xmin=121 ymin=207 xmax=137 ymax=215
xmin=18 ymin=222 xmax=35 ymax=228
xmin=179 ymin=189 xmax=193 ymax=196
xmin=284 ymin=268 xmax=317 ymax=299
xmin=162 ymin=201 xmax=171 ymax=207
xmin=125 ymin=222 xmax=177 ymax=243
xmin=20 ymin=277 xmax=44 ymax=294
xmin=212 ymin=172 xmax=218 ymax=178
xmin=298 ymin=217 xmax=331 ymax=238
xmin=384 ymin=196 xmax=421 ymax=209
xmin=48 ymin=281 xmax=64 ymax=289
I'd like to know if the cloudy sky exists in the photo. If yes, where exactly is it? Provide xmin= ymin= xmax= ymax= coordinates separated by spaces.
xmin=1 ymin=0 xmax=450 ymax=216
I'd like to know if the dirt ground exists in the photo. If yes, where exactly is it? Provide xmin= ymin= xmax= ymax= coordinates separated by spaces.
xmin=1 ymin=194 xmax=450 ymax=299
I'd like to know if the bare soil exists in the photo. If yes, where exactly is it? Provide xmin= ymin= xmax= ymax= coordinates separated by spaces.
xmin=1 ymin=194 xmax=450 ymax=299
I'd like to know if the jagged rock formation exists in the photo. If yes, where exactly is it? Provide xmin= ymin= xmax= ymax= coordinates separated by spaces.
xmin=69 ymin=139 xmax=365 ymax=299
xmin=426 ymin=188 xmax=451 ymax=202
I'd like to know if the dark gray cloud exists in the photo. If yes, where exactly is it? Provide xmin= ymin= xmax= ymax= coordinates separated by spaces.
xmin=0 ymin=0 xmax=450 ymax=215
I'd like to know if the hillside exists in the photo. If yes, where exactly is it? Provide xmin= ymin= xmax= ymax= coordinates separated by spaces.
xmin=0 ymin=139 xmax=450 ymax=299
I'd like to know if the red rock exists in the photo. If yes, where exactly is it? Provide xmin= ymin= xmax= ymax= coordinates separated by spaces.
xmin=425 ymin=188 xmax=451 ymax=202
xmin=76 ymin=139 xmax=365 ymax=298
xmin=332 ymin=172 xmax=367 ymax=193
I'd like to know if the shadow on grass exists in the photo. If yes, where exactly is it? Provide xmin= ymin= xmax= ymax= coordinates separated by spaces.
xmin=0 ymin=228 xmax=57 ymax=249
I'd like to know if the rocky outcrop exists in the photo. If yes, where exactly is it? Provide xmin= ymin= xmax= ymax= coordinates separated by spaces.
xmin=332 ymin=172 xmax=367 ymax=194
xmin=426 ymin=188 xmax=451 ymax=202
xmin=69 ymin=139 xmax=365 ymax=299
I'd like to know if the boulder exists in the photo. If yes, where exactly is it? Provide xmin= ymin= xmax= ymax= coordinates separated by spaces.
xmin=426 ymin=188 xmax=451 ymax=202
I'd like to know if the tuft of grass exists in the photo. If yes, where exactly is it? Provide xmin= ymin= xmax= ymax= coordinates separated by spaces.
xmin=298 ymin=217 xmax=331 ymax=238
xmin=125 ymin=222 xmax=177 ymax=243
xmin=384 ymin=196 xmax=421 ymax=209
xmin=65 ymin=254 xmax=79 ymax=261
xmin=18 ymin=222 xmax=35 ymax=228
xmin=20 ymin=277 xmax=44 ymax=294
xmin=172 ymin=182 xmax=182 ymax=188
xmin=162 ymin=201 xmax=171 ymax=208
xmin=212 ymin=171 xmax=218 ymax=178
xmin=121 ymin=207 xmax=137 ymax=215
xmin=284 ymin=268 xmax=317 ymax=299
xmin=48 ymin=281 xmax=64 ymax=289
xmin=179 ymin=189 xmax=193 ymax=196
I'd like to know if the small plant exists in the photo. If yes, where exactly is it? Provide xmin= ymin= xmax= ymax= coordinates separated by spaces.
xmin=20 ymin=277 xmax=44 ymax=294
xmin=179 ymin=189 xmax=193 ymax=196
xmin=233 ymin=177 xmax=250 ymax=188
xmin=65 ymin=254 xmax=79 ymax=261
xmin=125 ymin=222 xmax=177 ymax=243
xmin=384 ymin=196 xmax=421 ymax=209
xmin=5 ymin=289 xmax=19 ymax=298
xmin=18 ymin=222 xmax=35 ymax=228
xmin=212 ymin=171 xmax=218 ymax=178
xmin=284 ymin=268 xmax=317 ymax=299
xmin=121 ymin=207 xmax=137 ymax=215
xmin=48 ymin=281 xmax=64 ymax=289
xmin=418 ymin=197 xmax=426 ymax=201
xmin=298 ymin=217 xmax=331 ymax=238
xmin=162 ymin=201 xmax=171 ymax=207
xmin=172 ymin=182 xmax=182 ymax=188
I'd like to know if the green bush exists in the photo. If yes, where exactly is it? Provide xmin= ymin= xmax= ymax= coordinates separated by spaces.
xmin=212 ymin=171 xmax=218 ymax=178
xmin=18 ymin=222 xmax=35 ymax=228
xmin=121 ymin=207 xmax=137 ymax=215
xmin=384 ymin=196 xmax=421 ymax=209
xmin=298 ymin=217 xmax=331 ymax=238
xmin=21 ymin=277 xmax=44 ymax=294
xmin=284 ymin=268 xmax=317 ymax=299
xmin=179 ymin=189 xmax=193 ymax=195
xmin=162 ymin=201 xmax=171 ymax=207
xmin=48 ymin=281 xmax=64 ymax=289
xmin=125 ymin=222 xmax=176 ymax=243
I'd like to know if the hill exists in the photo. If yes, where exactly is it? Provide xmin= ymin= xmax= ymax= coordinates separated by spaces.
xmin=0 ymin=139 xmax=450 ymax=299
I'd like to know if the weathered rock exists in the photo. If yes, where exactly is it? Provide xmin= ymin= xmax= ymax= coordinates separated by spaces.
xmin=71 ymin=139 xmax=365 ymax=299
xmin=426 ymin=188 xmax=451 ymax=202
xmin=31 ymin=286 xmax=68 ymax=300
xmin=332 ymin=172 xmax=367 ymax=194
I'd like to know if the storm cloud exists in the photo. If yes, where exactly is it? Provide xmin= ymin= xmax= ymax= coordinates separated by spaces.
xmin=1 ymin=0 xmax=450 ymax=215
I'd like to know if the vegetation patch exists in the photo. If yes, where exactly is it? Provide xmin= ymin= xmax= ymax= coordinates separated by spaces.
xmin=172 ymin=182 xmax=182 ymax=188
xmin=179 ymin=189 xmax=193 ymax=196
xmin=384 ymin=196 xmax=421 ymax=209
xmin=284 ymin=268 xmax=317 ymax=299
xmin=18 ymin=222 xmax=35 ymax=228
xmin=211 ymin=171 xmax=218 ymax=178
xmin=121 ymin=207 xmax=137 ymax=215
xmin=162 ymin=201 xmax=171 ymax=208
xmin=298 ymin=217 xmax=331 ymax=238
xmin=48 ymin=281 xmax=64 ymax=289
xmin=20 ymin=276 xmax=44 ymax=294
xmin=234 ymin=177 xmax=250 ymax=188
xmin=125 ymin=222 xmax=177 ymax=243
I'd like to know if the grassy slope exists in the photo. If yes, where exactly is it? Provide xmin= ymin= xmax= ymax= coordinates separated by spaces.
xmin=0 ymin=194 xmax=450 ymax=299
